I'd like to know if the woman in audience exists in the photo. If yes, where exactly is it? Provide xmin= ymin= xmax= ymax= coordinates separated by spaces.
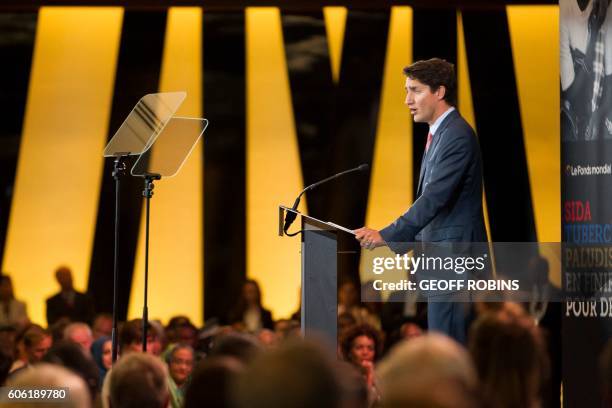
xmin=0 ymin=275 xmax=29 ymax=330
xmin=340 ymin=324 xmax=382 ymax=405
xmin=91 ymin=336 xmax=111 ymax=383
xmin=228 ymin=280 xmax=274 ymax=332
xmin=469 ymin=308 xmax=546 ymax=408
xmin=165 ymin=343 xmax=194 ymax=408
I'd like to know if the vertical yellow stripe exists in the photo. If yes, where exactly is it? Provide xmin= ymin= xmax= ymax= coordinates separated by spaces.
xmin=507 ymin=6 xmax=560 ymax=243
xmin=2 ymin=7 xmax=123 ymax=326
xmin=323 ymin=7 xmax=347 ymax=83
xmin=246 ymin=8 xmax=304 ymax=319
xmin=128 ymin=7 xmax=204 ymax=325
xmin=366 ymin=7 xmax=413 ymax=228
xmin=457 ymin=11 xmax=492 ymax=242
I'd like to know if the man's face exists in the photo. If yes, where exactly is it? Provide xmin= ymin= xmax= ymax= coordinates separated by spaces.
xmin=404 ymin=77 xmax=441 ymax=125
xmin=68 ymin=328 xmax=93 ymax=353
xmin=27 ymin=335 xmax=52 ymax=363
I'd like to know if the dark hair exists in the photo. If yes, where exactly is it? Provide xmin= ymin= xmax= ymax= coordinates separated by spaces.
xmin=340 ymin=324 xmax=382 ymax=363
xmin=228 ymin=280 xmax=264 ymax=324
xmin=209 ymin=332 xmax=262 ymax=364
xmin=234 ymin=340 xmax=340 ymax=408
xmin=403 ymin=58 xmax=457 ymax=106
xmin=109 ymin=353 xmax=168 ymax=408
xmin=42 ymin=340 xmax=100 ymax=401
xmin=184 ymin=356 xmax=244 ymax=408
xmin=469 ymin=313 xmax=545 ymax=408
xmin=119 ymin=319 xmax=153 ymax=352
xmin=19 ymin=325 xmax=50 ymax=349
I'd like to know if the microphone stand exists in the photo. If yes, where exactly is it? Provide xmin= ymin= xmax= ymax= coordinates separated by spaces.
xmin=140 ymin=172 xmax=161 ymax=352
xmin=283 ymin=164 xmax=369 ymax=236
xmin=111 ymin=153 xmax=128 ymax=364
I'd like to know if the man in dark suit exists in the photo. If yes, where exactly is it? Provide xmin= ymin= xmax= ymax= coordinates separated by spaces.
xmin=46 ymin=266 xmax=95 ymax=326
xmin=356 ymin=58 xmax=487 ymax=344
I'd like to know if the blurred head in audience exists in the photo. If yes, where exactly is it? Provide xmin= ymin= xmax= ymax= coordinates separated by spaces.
xmin=209 ymin=332 xmax=262 ymax=364
xmin=166 ymin=316 xmax=197 ymax=348
xmin=55 ymin=266 xmax=74 ymax=292
xmin=6 ymin=363 xmax=90 ymax=408
xmin=42 ymin=340 xmax=100 ymax=402
xmin=338 ymin=281 xmax=359 ymax=310
xmin=400 ymin=321 xmax=423 ymax=341
xmin=64 ymin=322 xmax=93 ymax=354
xmin=469 ymin=311 xmax=543 ymax=408
xmin=377 ymin=333 xmax=478 ymax=408
xmin=92 ymin=314 xmax=113 ymax=339
xmin=0 ymin=275 xmax=15 ymax=301
xmin=257 ymin=329 xmax=278 ymax=348
xmin=166 ymin=343 xmax=194 ymax=388
xmin=234 ymin=340 xmax=340 ymax=408
xmin=119 ymin=319 xmax=156 ymax=355
xmin=242 ymin=280 xmax=262 ymax=307
xmin=91 ymin=336 xmax=112 ymax=383
xmin=108 ymin=352 xmax=169 ymax=408
xmin=18 ymin=325 xmax=52 ymax=365
xmin=148 ymin=320 xmax=164 ymax=356
xmin=49 ymin=317 xmax=71 ymax=343
xmin=184 ymin=356 xmax=244 ymax=408
xmin=274 ymin=319 xmax=299 ymax=341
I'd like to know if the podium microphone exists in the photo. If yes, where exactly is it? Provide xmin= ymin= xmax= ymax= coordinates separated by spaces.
xmin=283 ymin=164 xmax=369 ymax=235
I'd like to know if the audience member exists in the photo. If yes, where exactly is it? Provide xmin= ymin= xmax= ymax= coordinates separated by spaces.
xmin=340 ymin=324 xmax=383 ymax=404
xmin=148 ymin=320 xmax=165 ymax=356
xmin=274 ymin=319 xmax=300 ymax=341
xmin=91 ymin=336 xmax=112 ymax=383
xmin=64 ymin=322 xmax=93 ymax=354
xmin=6 ymin=363 xmax=91 ymax=408
xmin=208 ymin=332 xmax=262 ymax=364
xmin=164 ymin=344 xmax=194 ymax=408
xmin=335 ymin=360 xmax=369 ymax=408
xmin=257 ymin=329 xmax=278 ymax=348
xmin=234 ymin=340 xmax=340 ymax=408
xmin=377 ymin=333 xmax=479 ymax=408
xmin=42 ymin=340 xmax=100 ymax=403
xmin=92 ymin=313 xmax=113 ymax=339
xmin=46 ymin=266 xmax=95 ymax=326
xmin=119 ymin=318 xmax=156 ymax=355
xmin=469 ymin=310 xmax=545 ymax=408
xmin=228 ymin=280 xmax=274 ymax=332
xmin=0 ymin=275 xmax=29 ymax=330
xmin=184 ymin=356 xmax=244 ymax=408
xmin=11 ymin=325 xmax=52 ymax=373
xmin=108 ymin=352 xmax=169 ymax=408
xmin=166 ymin=315 xmax=198 ymax=348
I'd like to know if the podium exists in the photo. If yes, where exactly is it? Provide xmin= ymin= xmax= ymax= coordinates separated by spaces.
xmin=279 ymin=206 xmax=356 ymax=346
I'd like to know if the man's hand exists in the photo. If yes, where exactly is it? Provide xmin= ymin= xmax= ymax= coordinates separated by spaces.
xmin=355 ymin=227 xmax=385 ymax=250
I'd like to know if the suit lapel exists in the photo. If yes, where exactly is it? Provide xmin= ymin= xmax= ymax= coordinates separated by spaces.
xmin=416 ymin=110 xmax=458 ymax=197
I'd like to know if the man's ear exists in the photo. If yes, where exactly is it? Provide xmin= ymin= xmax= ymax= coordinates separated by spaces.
xmin=436 ymin=85 xmax=446 ymax=101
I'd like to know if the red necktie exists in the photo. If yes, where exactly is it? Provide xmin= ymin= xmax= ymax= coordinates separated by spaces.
xmin=425 ymin=132 xmax=433 ymax=153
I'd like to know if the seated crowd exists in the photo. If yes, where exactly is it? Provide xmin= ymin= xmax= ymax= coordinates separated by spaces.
xmin=0 ymin=267 xmax=599 ymax=408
